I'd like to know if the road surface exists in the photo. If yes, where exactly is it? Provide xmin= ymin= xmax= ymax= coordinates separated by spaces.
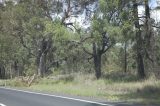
xmin=0 ymin=87 xmax=156 ymax=106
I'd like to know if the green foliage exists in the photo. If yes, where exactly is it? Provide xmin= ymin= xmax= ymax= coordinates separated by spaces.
xmin=99 ymin=0 xmax=118 ymax=14
xmin=1 ymin=0 xmax=160 ymax=104
xmin=2 ymin=74 xmax=160 ymax=104
xmin=91 ymin=16 xmax=119 ymax=48
xmin=45 ymin=21 xmax=77 ymax=41
xmin=0 ymin=0 xmax=159 ymax=80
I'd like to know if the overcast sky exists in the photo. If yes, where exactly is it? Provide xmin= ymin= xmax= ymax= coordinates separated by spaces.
xmin=0 ymin=0 xmax=159 ymax=26
xmin=150 ymin=0 xmax=157 ymax=8
xmin=138 ymin=0 xmax=160 ymax=23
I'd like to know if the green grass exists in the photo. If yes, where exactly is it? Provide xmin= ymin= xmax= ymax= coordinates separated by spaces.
xmin=0 ymin=73 xmax=160 ymax=105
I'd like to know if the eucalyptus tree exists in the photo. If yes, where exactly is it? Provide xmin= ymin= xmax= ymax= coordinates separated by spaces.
xmin=0 ymin=0 xmax=55 ymax=77
xmin=131 ymin=0 xmax=160 ymax=78
xmin=78 ymin=0 xmax=125 ymax=79
xmin=114 ymin=0 xmax=134 ymax=73
xmin=143 ymin=0 xmax=157 ymax=73
xmin=0 ymin=1 xmax=23 ymax=78
xmin=12 ymin=0 xmax=88 ymax=77
xmin=13 ymin=0 xmax=58 ymax=77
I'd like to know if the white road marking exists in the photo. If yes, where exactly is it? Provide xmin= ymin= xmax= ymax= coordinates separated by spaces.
xmin=0 ymin=103 xmax=6 ymax=106
xmin=0 ymin=87 xmax=113 ymax=106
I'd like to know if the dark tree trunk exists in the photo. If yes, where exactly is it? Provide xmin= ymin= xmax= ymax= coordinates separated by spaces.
xmin=124 ymin=41 xmax=127 ymax=73
xmin=37 ymin=39 xmax=47 ymax=77
xmin=136 ymin=28 xmax=146 ymax=78
xmin=37 ymin=37 xmax=52 ymax=77
xmin=93 ymin=43 xmax=102 ymax=79
xmin=0 ymin=64 xmax=5 ymax=79
xmin=136 ymin=31 xmax=145 ymax=78
xmin=133 ymin=0 xmax=146 ymax=78
xmin=10 ymin=60 xmax=19 ymax=78
xmin=137 ymin=48 xmax=145 ymax=78
xmin=14 ymin=60 xmax=19 ymax=77
xmin=144 ymin=0 xmax=156 ymax=71
xmin=37 ymin=48 xmax=42 ymax=75
xmin=93 ymin=54 xmax=102 ymax=79
xmin=83 ymin=33 xmax=112 ymax=79
xmin=38 ymin=53 xmax=46 ymax=78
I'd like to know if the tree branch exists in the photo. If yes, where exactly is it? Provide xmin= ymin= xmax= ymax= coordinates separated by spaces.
xmin=65 ymin=22 xmax=80 ymax=33
xmin=152 ymin=25 xmax=160 ymax=29
xmin=100 ymin=44 xmax=113 ymax=55
xmin=82 ymin=46 xmax=93 ymax=56
xmin=18 ymin=35 xmax=36 ymax=57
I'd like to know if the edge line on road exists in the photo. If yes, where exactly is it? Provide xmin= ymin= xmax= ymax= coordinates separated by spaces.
xmin=0 ymin=87 xmax=113 ymax=106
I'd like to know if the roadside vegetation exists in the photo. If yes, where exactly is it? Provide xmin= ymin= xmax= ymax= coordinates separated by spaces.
xmin=1 ymin=73 xmax=160 ymax=105
xmin=0 ymin=0 xmax=160 ymax=105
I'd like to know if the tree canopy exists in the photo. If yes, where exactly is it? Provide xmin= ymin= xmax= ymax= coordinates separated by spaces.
xmin=0 ymin=0 xmax=160 ymax=79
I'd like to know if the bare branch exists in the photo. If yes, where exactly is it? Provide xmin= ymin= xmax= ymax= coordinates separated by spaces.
xmin=87 ymin=56 xmax=93 ymax=63
xmin=100 ymin=44 xmax=113 ymax=54
xmin=82 ymin=46 xmax=93 ymax=56
xmin=152 ymin=25 xmax=160 ymax=29
xmin=61 ymin=0 xmax=71 ymax=25
xmin=18 ymin=35 xmax=36 ymax=57
xmin=65 ymin=22 xmax=80 ymax=33
xmin=80 ymin=36 xmax=93 ymax=43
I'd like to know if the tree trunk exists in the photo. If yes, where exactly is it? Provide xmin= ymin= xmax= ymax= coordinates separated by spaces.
xmin=38 ymin=53 xmax=46 ymax=77
xmin=10 ymin=63 xmax=13 ymax=79
xmin=137 ymin=48 xmax=145 ymax=78
xmin=36 ymin=48 xmax=42 ymax=75
xmin=136 ymin=27 xmax=145 ymax=79
xmin=14 ymin=60 xmax=19 ymax=77
xmin=93 ymin=54 xmax=102 ymax=79
xmin=0 ymin=64 xmax=5 ymax=79
xmin=124 ymin=41 xmax=127 ymax=73
xmin=10 ymin=60 xmax=18 ymax=78
xmin=133 ymin=0 xmax=146 ymax=78
xmin=144 ymin=0 xmax=156 ymax=71
xmin=37 ymin=38 xmax=49 ymax=77
xmin=93 ymin=43 xmax=102 ymax=79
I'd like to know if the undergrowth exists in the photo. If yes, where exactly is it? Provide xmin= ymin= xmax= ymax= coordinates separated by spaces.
xmin=0 ymin=73 xmax=160 ymax=105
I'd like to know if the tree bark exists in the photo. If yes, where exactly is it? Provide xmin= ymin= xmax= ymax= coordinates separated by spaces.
xmin=124 ymin=41 xmax=127 ymax=73
xmin=133 ymin=0 xmax=146 ymax=78
xmin=93 ymin=54 xmax=102 ymax=79
xmin=37 ymin=37 xmax=52 ymax=77
xmin=38 ymin=53 xmax=46 ymax=77
xmin=137 ymin=46 xmax=145 ymax=78
xmin=93 ymin=43 xmax=102 ymax=79
xmin=14 ymin=60 xmax=19 ymax=77
xmin=0 ymin=64 xmax=5 ymax=79
xmin=144 ymin=0 xmax=156 ymax=71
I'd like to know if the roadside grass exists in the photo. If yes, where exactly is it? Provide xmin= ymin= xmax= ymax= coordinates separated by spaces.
xmin=0 ymin=73 xmax=160 ymax=105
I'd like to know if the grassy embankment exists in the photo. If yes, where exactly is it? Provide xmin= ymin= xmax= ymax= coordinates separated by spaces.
xmin=0 ymin=73 xmax=160 ymax=105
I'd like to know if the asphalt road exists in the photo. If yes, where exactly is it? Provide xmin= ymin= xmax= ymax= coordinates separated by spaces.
xmin=0 ymin=87 xmax=156 ymax=106
xmin=0 ymin=87 xmax=112 ymax=106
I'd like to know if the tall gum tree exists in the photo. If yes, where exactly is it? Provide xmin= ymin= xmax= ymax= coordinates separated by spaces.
xmin=144 ymin=0 xmax=156 ymax=72
xmin=82 ymin=17 xmax=119 ymax=79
